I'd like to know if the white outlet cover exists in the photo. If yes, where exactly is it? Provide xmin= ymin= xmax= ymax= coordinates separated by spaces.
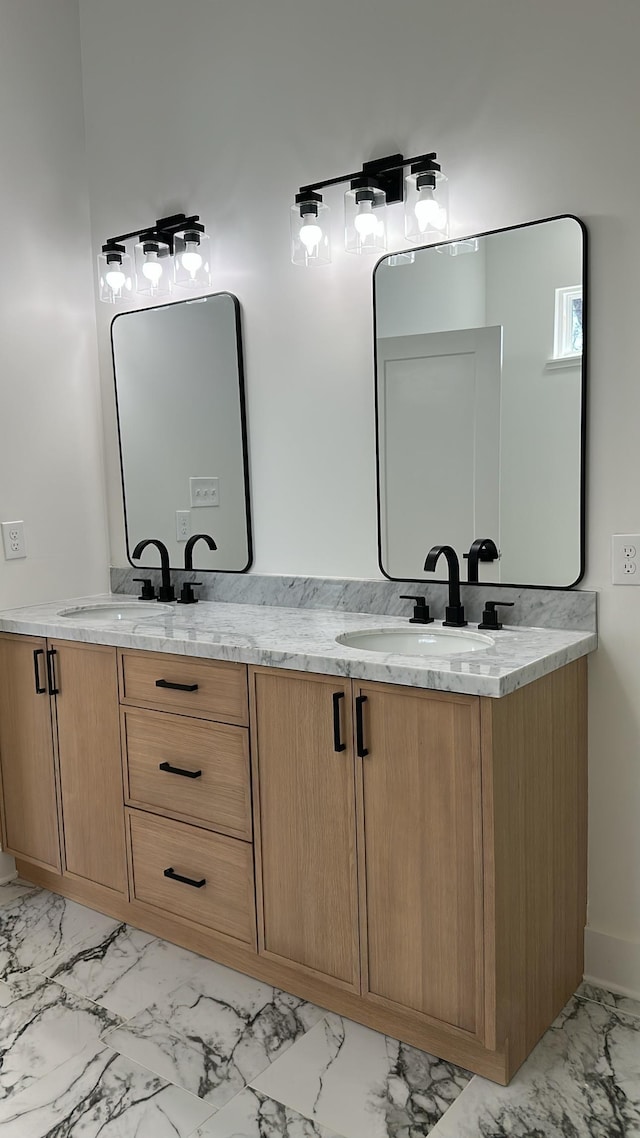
xmin=1 ymin=520 xmax=26 ymax=560
xmin=190 ymin=477 xmax=220 ymax=508
xmin=612 ymin=534 xmax=640 ymax=584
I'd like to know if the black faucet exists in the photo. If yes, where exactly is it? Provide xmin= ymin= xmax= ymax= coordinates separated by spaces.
xmin=178 ymin=534 xmax=218 ymax=604
xmin=465 ymin=538 xmax=500 ymax=583
xmin=132 ymin=539 xmax=175 ymax=602
xmin=423 ymin=544 xmax=467 ymax=627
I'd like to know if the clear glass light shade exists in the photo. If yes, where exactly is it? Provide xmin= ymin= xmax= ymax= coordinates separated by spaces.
xmin=173 ymin=226 xmax=212 ymax=291
xmin=345 ymin=185 xmax=387 ymax=255
xmin=291 ymin=199 xmax=331 ymax=266
xmin=134 ymin=238 xmax=173 ymax=297
xmin=404 ymin=170 xmax=449 ymax=244
xmin=98 ymin=249 xmax=133 ymax=304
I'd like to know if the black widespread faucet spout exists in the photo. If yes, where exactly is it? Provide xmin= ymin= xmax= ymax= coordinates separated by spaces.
xmin=184 ymin=533 xmax=217 ymax=570
xmin=132 ymin=538 xmax=175 ymax=602
xmin=423 ymin=544 xmax=467 ymax=627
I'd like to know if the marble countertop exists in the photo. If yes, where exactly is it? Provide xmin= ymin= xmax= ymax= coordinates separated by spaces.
xmin=0 ymin=593 xmax=597 ymax=697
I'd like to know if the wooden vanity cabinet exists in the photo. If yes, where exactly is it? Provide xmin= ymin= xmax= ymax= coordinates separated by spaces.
xmin=0 ymin=633 xmax=126 ymax=893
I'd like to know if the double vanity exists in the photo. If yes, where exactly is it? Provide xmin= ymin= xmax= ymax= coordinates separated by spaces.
xmin=0 ymin=593 xmax=595 ymax=1085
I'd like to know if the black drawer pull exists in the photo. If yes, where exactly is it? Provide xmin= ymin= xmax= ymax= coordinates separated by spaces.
xmin=332 ymin=691 xmax=346 ymax=752
xmin=33 ymin=649 xmax=46 ymax=695
xmin=355 ymin=694 xmax=369 ymax=758
xmin=155 ymin=678 xmax=199 ymax=692
xmin=163 ymin=867 xmax=206 ymax=889
xmin=46 ymin=648 xmax=59 ymax=696
xmin=159 ymin=761 xmax=202 ymax=779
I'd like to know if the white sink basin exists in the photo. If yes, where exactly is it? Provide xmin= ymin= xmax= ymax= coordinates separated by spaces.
xmin=336 ymin=626 xmax=495 ymax=657
xmin=58 ymin=602 xmax=174 ymax=623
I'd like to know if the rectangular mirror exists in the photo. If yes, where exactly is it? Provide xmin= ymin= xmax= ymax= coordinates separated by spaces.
xmin=374 ymin=215 xmax=586 ymax=588
xmin=112 ymin=292 xmax=252 ymax=572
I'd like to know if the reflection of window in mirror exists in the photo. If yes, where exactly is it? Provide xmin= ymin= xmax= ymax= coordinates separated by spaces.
xmin=553 ymin=285 xmax=583 ymax=359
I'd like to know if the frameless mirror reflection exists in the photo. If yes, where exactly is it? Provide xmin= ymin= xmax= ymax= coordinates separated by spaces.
xmin=374 ymin=216 xmax=585 ymax=588
xmin=112 ymin=293 xmax=252 ymax=572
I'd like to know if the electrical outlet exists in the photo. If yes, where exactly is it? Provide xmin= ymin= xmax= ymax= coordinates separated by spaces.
xmin=190 ymin=477 xmax=220 ymax=508
xmin=1 ymin=520 xmax=26 ymax=560
xmin=612 ymin=534 xmax=640 ymax=584
xmin=176 ymin=510 xmax=191 ymax=542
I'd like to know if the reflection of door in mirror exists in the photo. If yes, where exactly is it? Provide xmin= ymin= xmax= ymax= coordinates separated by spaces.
xmin=374 ymin=215 xmax=585 ymax=588
xmin=377 ymin=327 xmax=501 ymax=580
xmin=112 ymin=293 xmax=251 ymax=573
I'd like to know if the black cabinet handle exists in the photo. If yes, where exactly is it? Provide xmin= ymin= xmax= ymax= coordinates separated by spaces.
xmin=33 ymin=649 xmax=46 ymax=695
xmin=46 ymin=648 xmax=59 ymax=696
xmin=159 ymin=761 xmax=202 ymax=779
xmin=155 ymin=678 xmax=199 ymax=692
xmin=163 ymin=867 xmax=206 ymax=889
xmin=355 ymin=694 xmax=369 ymax=758
xmin=332 ymin=691 xmax=346 ymax=753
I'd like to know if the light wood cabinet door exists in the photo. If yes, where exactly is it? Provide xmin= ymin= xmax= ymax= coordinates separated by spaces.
xmin=355 ymin=681 xmax=484 ymax=1037
xmin=53 ymin=641 xmax=127 ymax=894
xmin=0 ymin=634 xmax=61 ymax=872
xmin=251 ymin=668 xmax=360 ymax=991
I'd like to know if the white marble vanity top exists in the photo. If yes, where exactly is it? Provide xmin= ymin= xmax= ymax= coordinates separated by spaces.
xmin=0 ymin=594 xmax=596 ymax=697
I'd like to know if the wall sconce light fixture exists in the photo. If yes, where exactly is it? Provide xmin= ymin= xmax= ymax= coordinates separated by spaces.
xmin=98 ymin=213 xmax=212 ymax=303
xmin=291 ymin=151 xmax=448 ymax=265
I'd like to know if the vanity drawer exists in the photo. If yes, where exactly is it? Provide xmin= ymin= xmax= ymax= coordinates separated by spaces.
xmin=119 ymin=650 xmax=248 ymax=725
xmin=122 ymin=707 xmax=251 ymax=840
xmin=128 ymin=810 xmax=256 ymax=946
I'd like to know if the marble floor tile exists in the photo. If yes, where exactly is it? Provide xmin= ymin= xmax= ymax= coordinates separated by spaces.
xmin=252 ymin=1014 xmax=472 ymax=1138
xmin=428 ymin=995 xmax=640 ymax=1138
xmin=102 ymin=958 xmax=325 ymax=1108
xmin=577 ymin=979 xmax=640 ymax=1020
xmin=0 ymin=889 xmax=121 ymax=984
xmin=194 ymin=1086 xmax=344 ymax=1138
xmin=0 ymin=880 xmax=40 ymax=908
xmin=0 ymin=1042 xmax=215 ymax=1137
xmin=0 ymin=970 xmax=121 ymax=1102
xmin=37 ymin=921 xmax=205 ymax=1018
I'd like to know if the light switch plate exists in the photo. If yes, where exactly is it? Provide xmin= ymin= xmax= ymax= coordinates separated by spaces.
xmin=1 ymin=520 xmax=26 ymax=560
xmin=612 ymin=534 xmax=640 ymax=584
xmin=190 ymin=477 xmax=219 ymax=508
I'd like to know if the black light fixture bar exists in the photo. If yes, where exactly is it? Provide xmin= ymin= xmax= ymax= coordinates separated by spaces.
xmin=299 ymin=151 xmax=437 ymax=205
xmin=104 ymin=212 xmax=201 ymax=252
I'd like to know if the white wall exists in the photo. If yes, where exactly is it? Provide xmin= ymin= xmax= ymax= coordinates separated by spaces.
xmin=0 ymin=0 xmax=110 ymax=876
xmin=77 ymin=0 xmax=640 ymax=992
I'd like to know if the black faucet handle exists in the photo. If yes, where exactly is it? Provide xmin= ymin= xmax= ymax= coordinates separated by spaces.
xmin=478 ymin=601 xmax=514 ymax=631
xmin=399 ymin=595 xmax=434 ymax=625
xmin=133 ymin=577 xmax=156 ymax=601
xmin=178 ymin=581 xmax=202 ymax=605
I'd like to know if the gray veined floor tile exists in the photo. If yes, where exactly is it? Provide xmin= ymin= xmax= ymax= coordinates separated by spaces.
xmin=0 ymin=888 xmax=121 ymax=984
xmin=428 ymin=995 xmax=640 ymax=1138
xmin=0 ymin=879 xmax=41 ymax=908
xmin=0 ymin=1041 xmax=215 ymax=1137
xmin=102 ymin=956 xmax=326 ymax=1108
xmin=194 ymin=1085 xmax=345 ymax=1138
xmin=577 ymin=979 xmax=640 ymax=1020
xmin=37 ymin=920 xmax=206 ymax=1018
xmin=251 ymin=1013 xmax=472 ymax=1138
xmin=0 ymin=970 xmax=121 ymax=1102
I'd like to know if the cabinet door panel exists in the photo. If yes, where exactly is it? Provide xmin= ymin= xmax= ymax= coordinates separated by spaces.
xmin=252 ymin=669 xmax=359 ymax=990
xmin=356 ymin=682 xmax=483 ymax=1036
xmin=54 ymin=641 xmax=126 ymax=893
xmin=0 ymin=635 xmax=60 ymax=871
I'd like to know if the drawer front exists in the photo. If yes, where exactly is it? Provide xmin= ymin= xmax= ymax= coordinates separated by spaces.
xmin=123 ymin=707 xmax=251 ymax=840
xmin=119 ymin=650 xmax=248 ymax=725
xmin=128 ymin=810 xmax=256 ymax=946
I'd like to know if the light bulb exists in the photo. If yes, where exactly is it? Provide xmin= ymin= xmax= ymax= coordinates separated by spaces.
xmin=354 ymin=201 xmax=379 ymax=240
xmin=414 ymin=187 xmax=446 ymax=232
xmin=181 ymin=241 xmax=203 ymax=278
xmin=142 ymin=253 xmax=163 ymax=285
xmin=105 ymin=267 xmax=126 ymax=292
xmin=299 ymin=221 xmax=323 ymax=255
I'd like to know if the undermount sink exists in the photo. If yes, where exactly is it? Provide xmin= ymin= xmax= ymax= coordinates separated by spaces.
xmin=58 ymin=602 xmax=174 ymax=623
xmin=336 ymin=626 xmax=495 ymax=657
